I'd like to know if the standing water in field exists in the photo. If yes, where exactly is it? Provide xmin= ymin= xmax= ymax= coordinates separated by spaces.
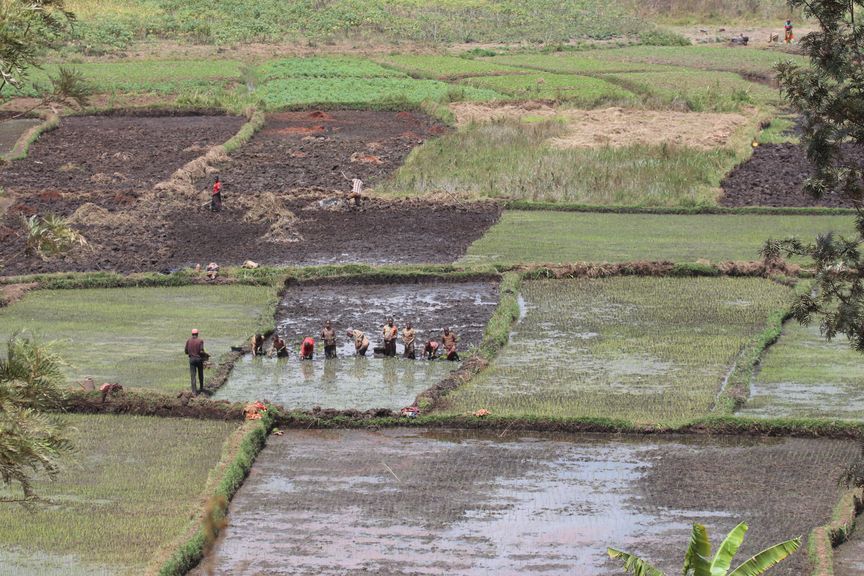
xmin=197 ymin=429 xmax=857 ymax=576
xmin=739 ymin=321 xmax=864 ymax=420
xmin=214 ymin=279 xmax=499 ymax=409
xmin=214 ymin=354 xmax=456 ymax=410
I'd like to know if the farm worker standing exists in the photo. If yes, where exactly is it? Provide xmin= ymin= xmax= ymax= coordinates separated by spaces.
xmin=382 ymin=317 xmax=398 ymax=357
xmin=211 ymin=176 xmax=223 ymax=212
xmin=300 ymin=336 xmax=315 ymax=360
xmin=423 ymin=339 xmax=440 ymax=360
xmin=321 ymin=320 xmax=337 ymax=359
xmin=402 ymin=322 xmax=416 ymax=359
xmin=271 ymin=334 xmax=289 ymax=358
xmin=347 ymin=329 xmax=369 ymax=357
xmin=784 ymin=19 xmax=794 ymax=43
xmin=184 ymin=328 xmax=207 ymax=394
xmin=442 ymin=327 xmax=459 ymax=361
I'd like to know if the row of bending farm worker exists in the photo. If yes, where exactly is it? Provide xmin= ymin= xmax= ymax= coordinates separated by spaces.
xmin=250 ymin=318 xmax=460 ymax=361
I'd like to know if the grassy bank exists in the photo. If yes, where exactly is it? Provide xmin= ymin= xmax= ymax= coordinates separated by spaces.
xmin=380 ymin=118 xmax=751 ymax=205
xmin=0 ymin=414 xmax=237 ymax=576
xmin=460 ymin=210 xmax=856 ymax=265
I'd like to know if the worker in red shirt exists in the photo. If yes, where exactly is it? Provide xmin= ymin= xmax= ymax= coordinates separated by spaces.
xmin=300 ymin=336 xmax=315 ymax=360
xmin=184 ymin=328 xmax=208 ymax=394
xmin=211 ymin=176 xmax=222 ymax=212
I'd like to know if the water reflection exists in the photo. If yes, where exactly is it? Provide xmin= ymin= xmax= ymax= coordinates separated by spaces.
xmin=214 ymin=354 xmax=458 ymax=410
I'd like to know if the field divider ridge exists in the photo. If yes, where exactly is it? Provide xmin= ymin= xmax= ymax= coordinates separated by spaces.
xmin=1 ymin=110 xmax=60 ymax=162
xmin=808 ymin=486 xmax=864 ymax=576
xmin=149 ymin=408 xmax=276 ymax=576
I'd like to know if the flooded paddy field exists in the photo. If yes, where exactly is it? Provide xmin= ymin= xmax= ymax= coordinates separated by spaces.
xmin=739 ymin=321 xmax=864 ymax=420
xmin=441 ymin=277 xmax=792 ymax=423
xmin=199 ymin=429 xmax=858 ymax=576
xmin=214 ymin=279 xmax=499 ymax=409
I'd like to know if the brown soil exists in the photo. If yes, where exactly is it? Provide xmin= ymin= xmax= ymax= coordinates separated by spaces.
xmin=195 ymin=111 xmax=448 ymax=193
xmin=0 ymin=110 xmax=499 ymax=274
xmin=720 ymin=143 xmax=863 ymax=207
xmin=63 ymin=389 xmax=245 ymax=420
xmin=1 ymin=113 xmax=244 ymax=197
xmin=450 ymin=103 xmax=752 ymax=149
xmin=0 ymin=193 xmax=500 ymax=274
xmin=0 ymin=282 xmax=37 ymax=307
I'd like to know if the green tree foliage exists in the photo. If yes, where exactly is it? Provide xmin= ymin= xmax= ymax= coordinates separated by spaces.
xmin=764 ymin=0 xmax=864 ymax=350
xmin=0 ymin=0 xmax=89 ymax=108
xmin=608 ymin=522 xmax=801 ymax=576
xmin=0 ymin=335 xmax=72 ymax=504
xmin=22 ymin=213 xmax=88 ymax=260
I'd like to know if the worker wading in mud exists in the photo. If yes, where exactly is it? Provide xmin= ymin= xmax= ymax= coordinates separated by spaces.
xmin=250 ymin=333 xmax=265 ymax=356
xmin=184 ymin=328 xmax=209 ymax=394
xmin=271 ymin=334 xmax=289 ymax=358
xmin=424 ymin=339 xmax=440 ymax=360
xmin=382 ymin=317 xmax=398 ymax=357
xmin=321 ymin=320 xmax=337 ymax=359
xmin=442 ymin=327 xmax=459 ymax=361
xmin=348 ymin=329 xmax=369 ymax=357
xmin=300 ymin=336 xmax=315 ymax=360
xmin=211 ymin=176 xmax=223 ymax=212
xmin=402 ymin=322 xmax=416 ymax=359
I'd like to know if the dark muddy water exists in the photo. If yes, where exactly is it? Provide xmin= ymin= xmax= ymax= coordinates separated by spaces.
xmin=199 ymin=430 xmax=857 ymax=576
xmin=214 ymin=280 xmax=498 ymax=409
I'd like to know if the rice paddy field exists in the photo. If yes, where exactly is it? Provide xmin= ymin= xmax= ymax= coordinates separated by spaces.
xmin=0 ymin=285 xmax=276 ymax=390
xmin=440 ymin=277 xmax=793 ymax=423
xmin=0 ymin=414 xmax=238 ymax=575
xmin=460 ymin=211 xmax=855 ymax=264
xmin=5 ymin=9 xmax=864 ymax=576
xmin=738 ymin=321 xmax=864 ymax=420
xmin=199 ymin=429 xmax=858 ymax=576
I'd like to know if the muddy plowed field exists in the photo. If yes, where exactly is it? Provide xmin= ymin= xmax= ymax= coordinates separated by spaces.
xmin=0 ymin=195 xmax=500 ymax=274
xmin=195 ymin=111 xmax=447 ymax=193
xmin=1 ymin=114 xmax=244 ymax=196
xmin=721 ymin=143 xmax=862 ymax=207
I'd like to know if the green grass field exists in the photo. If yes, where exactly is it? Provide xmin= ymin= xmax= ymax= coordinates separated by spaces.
xmin=459 ymin=73 xmax=636 ymax=106
xmin=601 ymin=69 xmax=782 ymax=111
xmin=0 ymin=286 xmax=276 ymax=391
xmin=460 ymin=211 xmax=856 ymax=264
xmin=61 ymin=0 xmax=642 ymax=50
xmin=376 ymin=55 xmax=520 ymax=79
xmin=0 ymin=414 xmax=237 ymax=575
xmin=440 ymin=276 xmax=792 ymax=424
xmin=381 ymin=119 xmax=745 ymax=206
xmin=738 ymin=322 xmax=864 ymax=420
xmin=255 ymin=76 xmax=503 ymax=109
xmin=577 ymin=45 xmax=807 ymax=76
